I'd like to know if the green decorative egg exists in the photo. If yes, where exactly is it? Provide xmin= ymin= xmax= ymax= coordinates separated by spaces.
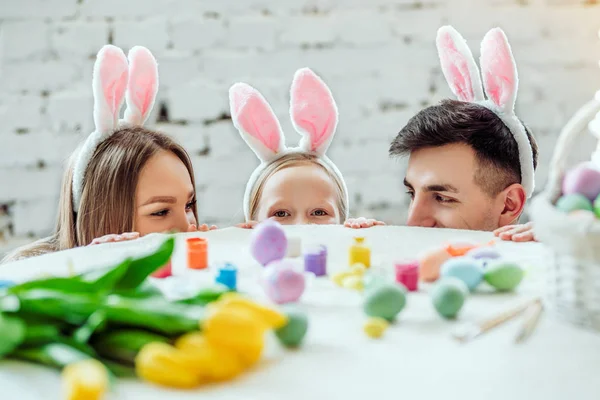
xmin=594 ymin=194 xmax=600 ymax=218
xmin=275 ymin=308 xmax=308 ymax=348
xmin=556 ymin=194 xmax=593 ymax=213
xmin=484 ymin=260 xmax=524 ymax=291
xmin=431 ymin=277 xmax=468 ymax=319
xmin=363 ymin=283 xmax=407 ymax=322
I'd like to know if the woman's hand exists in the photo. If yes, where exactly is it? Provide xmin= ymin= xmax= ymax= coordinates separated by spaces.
xmin=344 ymin=217 xmax=386 ymax=229
xmin=89 ymin=232 xmax=140 ymax=245
xmin=493 ymin=222 xmax=537 ymax=242
xmin=236 ymin=221 xmax=259 ymax=229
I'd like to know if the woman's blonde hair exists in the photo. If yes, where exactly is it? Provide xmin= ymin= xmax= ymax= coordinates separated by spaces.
xmin=2 ymin=126 xmax=197 ymax=263
xmin=247 ymin=152 xmax=348 ymax=223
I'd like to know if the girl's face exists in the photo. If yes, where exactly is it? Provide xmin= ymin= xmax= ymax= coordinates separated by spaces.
xmin=255 ymin=162 xmax=341 ymax=225
xmin=134 ymin=150 xmax=197 ymax=235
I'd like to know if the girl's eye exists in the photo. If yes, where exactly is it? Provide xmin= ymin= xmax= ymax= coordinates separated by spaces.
xmin=312 ymin=209 xmax=328 ymax=217
xmin=273 ymin=210 xmax=290 ymax=218
xmin=151 ymin=209 xmax=169 ymax=217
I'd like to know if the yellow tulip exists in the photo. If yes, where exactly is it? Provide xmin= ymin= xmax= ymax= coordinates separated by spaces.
xmin=214 ymin=294 xmax=288 ymax=329
xmin=135 ymin=342 xmax=200 ymax=389
xmin=176 ymin=332 xmax=248 ymax=381
xmin=62 ymin=359 xmax=108 ymax=400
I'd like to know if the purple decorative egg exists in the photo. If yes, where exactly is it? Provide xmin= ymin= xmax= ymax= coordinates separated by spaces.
xmin=562 ymin=163 xmax=600 ymax=201
xmin=466 ymin=247 xmax=501 ymax=268
xmin=262 ymin=259 xmax=306 ymax=304
xmin=250 ymin=220 xmax=288 ymax=266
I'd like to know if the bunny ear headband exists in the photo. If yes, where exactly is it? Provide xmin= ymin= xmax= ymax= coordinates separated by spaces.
xmin=436 ymin=25 xmax=535 ymax=198
xmin=229 ymin=67 xmax=349 ymax=221
xmin=72 ymin=45 xmax=159 ymax=211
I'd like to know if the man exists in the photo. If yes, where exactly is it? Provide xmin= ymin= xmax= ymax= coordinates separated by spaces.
xmin=389 ymin=99 xmax=538 ymax=240
xmin=388 ymin=25 xmax=539 ymax=241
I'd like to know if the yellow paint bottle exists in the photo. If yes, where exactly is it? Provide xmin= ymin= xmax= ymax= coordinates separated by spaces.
xmin=349 ymin=237 xmax=370 ymax=268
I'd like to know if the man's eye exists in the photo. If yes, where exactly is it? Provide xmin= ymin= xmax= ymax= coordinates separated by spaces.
xmin=435 ymin=195 xmax=455 ymax=204
xmin=273 ymin=211 xmax=290 ymax=218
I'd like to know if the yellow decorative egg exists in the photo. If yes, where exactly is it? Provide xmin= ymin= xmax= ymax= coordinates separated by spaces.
xmin=363 ymin=317 xmax=389 ymax=338
xmin=342 ymin=275 xmax=364 ymax=291
xmin=332 ymin=271 xmax=351 ymax=286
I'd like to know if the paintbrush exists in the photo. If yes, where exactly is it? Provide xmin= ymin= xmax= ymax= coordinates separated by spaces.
xmin=514 ymin=299 xmax=544 ymax=343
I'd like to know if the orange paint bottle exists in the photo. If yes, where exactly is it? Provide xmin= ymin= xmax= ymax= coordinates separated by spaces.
xmin=187 ymin=237 xmax=208 ymax=270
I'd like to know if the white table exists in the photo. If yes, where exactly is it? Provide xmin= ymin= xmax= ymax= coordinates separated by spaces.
xmin=1 ymin=226 xmax=599 ymax=400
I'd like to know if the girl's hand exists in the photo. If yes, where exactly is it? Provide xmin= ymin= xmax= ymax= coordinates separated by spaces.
xmin=493 ymin=222 xmax=537 ymax=242
xmin=344 ymin=217 xmax=386 ymax=229
xmin=89 ymin=232 xmax=140 ymax=245
xmin=188 ymin=224 xmax=218 ymax=232
xmin=236 ymin=221 xmax=259 ymax=229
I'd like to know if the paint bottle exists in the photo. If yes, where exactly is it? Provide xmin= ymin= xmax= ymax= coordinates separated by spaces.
xmin=349 ymin=237 xmax=370 ymax=268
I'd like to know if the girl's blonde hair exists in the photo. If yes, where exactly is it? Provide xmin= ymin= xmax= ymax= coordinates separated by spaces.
xmin=2 ymin=126 xmax=197 ymax=263
xmin=247 ymin=152 xmax=348 ymax=223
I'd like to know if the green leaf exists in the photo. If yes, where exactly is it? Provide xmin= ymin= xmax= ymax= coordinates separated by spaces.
xmin=0 ymin=313 xmax=26 ymax=358
xmin=92 ymin=329 xmax=170 ymax=364
xmin=16 ymin=289 xmax=101 ymax=325
xmin=73 ymin=310 xmax=107 ymax=344
xmin=90 ymin=259 xmax=133 ymax=293
xmin=22 ymin=323 xmax=62 ymax=346
xmin=103 ymin=294 xmax=203 ymax=336
xmin=8 ymin=277 xmax=94 ymax=295
xmin=176 ymin=284 xmax=230 ymax=306
xmin=114 ymin=237 xmax=175 ymax=291
xmin=10 ymin=342 xmax=91 ymax=369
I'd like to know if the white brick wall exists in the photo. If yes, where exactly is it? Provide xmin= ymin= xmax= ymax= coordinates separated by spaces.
xmin=1 ymin=0 xmax=600 ymax=244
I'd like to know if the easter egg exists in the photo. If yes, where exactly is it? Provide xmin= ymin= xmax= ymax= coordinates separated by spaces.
xmin=363 ymin=317 xmax=389 ymax=338
xmin=556 ymin=194 xmax=593 ymax=213
xmin=431 ymin=277 xmax=468 ymax=319
xmin=483 ymin=260 xmax=524 ymax=291
xmin=440 ymin=257 xmax=483 ymax=291
xmin=250 ymin=220 xmax=288 ymax=266
xmin=562 ymin=163 xmax=600 ymax=201
xmin=342 ymin=275 xmax=364 ymax=291
xmin=262 ymin=260 xmax=305 ymax=304
xmin=466 ymin=247 xmax=501 ymax=268
xmin=363 ymin=284 xmax=407 ymax=322
xmin=419 ymin=248 xmax=452 ymax=282
xmin=275 ymin=308 xmax=308 ymax=348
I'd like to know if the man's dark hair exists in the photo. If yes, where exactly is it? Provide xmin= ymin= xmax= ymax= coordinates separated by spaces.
xmin=389 ymin=99 xmax=538 ymax=196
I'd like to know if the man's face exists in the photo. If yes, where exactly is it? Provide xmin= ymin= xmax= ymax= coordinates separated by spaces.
xmin=404 ymin=143 xmax=505 ymax=231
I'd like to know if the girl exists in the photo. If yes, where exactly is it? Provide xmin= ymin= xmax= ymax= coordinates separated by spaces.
xmin=2 ymin=45 xmax=214 ymax=263
xmin=229 ymin=68 xmax=384 ymax=230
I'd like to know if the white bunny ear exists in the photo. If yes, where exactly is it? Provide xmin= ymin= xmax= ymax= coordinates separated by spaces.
xmin=92 ymin=45 xmax=129 ymax=134
xmin=290 ymin=68 xmax=338 ymax=155
xmin=229 ymin=82 xmax=286 ymax=162
xmin=436 ymin=26 xmax=484 ymax=102
xmin=479 ymin=27 xmax=518 ymax=112
xmin=123 ymin=46 xmax=159 ymax=125
xmin=73 ymin=45 xmax=129 ymax=211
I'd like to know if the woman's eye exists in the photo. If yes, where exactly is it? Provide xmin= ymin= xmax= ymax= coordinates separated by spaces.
xmin=406 ymin=190 xmax=415 ymax=199
xmin=186 ymin=200 xmax=196 ymax=210
xmin=273 ymin=210 xmax=290 ymax=218
xmin=151 ymin=209 xmax=169 ymax=217
xmin=312 ymin=209 xmax=328 ymax=216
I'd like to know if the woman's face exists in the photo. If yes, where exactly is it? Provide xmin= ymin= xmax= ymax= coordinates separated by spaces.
xmin=255 ymin=162 xmax=341 ymax=225
xmin=134 ymin=150 xmax=197 ymax=235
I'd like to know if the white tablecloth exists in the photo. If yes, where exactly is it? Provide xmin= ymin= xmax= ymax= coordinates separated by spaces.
xmin=1 ymin=226 xmax=599 ymax=400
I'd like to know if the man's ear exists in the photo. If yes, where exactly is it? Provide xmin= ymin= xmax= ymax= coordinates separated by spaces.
xmin=497 ymin=183 xmax=527 ymax=227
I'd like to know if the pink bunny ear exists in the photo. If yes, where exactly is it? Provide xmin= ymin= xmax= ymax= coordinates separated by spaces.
xmin=436 ymin=26 xmax=484 ymax=102
xmin=480 ymin=28 xmax=518 ymax=112
xmin=229 ymin=82 xmax=285 ymax=161
xmin=92 ymin=45 xmax=128 ymax=134
xmin=290 ymin=68 xmax=338 ymax=154
xmin=123 ymin=46 xmax=159 ymax=125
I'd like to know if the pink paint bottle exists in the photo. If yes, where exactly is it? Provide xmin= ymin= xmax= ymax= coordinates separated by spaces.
xmin=395 ymin=260 xmax=419 ymax=291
